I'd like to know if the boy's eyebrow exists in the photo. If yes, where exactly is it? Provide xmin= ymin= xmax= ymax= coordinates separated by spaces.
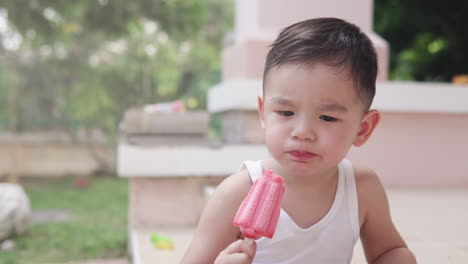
xmin=270 ymin=97 xmax=294 ymax=106
xmin=270 ymin=97 xmax=348 ymax=112
xmin=319 ymin=101 xmax=348 ymax=112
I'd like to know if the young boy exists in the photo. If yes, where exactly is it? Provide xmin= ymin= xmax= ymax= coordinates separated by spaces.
xmin=181 ymin=18 xmax=416 ymax=263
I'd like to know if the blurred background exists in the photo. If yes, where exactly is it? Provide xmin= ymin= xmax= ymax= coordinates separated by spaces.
xmin=0 ymin=0 xmax=467 ymax=263
xmin=0 ymin=0 xmax=233 ymax=138
xmin=1 ymin=0 xmax=467 ymax=138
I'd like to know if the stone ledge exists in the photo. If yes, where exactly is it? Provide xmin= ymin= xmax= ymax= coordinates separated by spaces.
xmin=121 ymin=110 xmax=209 ymax=135
xmin=117 ymin=144 xmax=268 ymax=177
xmin=208 ymin=79 xmax=262 ymax=113
xmin=373 ymin=82 xmax=468 ymax=113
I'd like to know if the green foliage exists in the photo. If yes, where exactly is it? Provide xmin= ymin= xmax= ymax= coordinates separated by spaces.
xmin=0 ymin=0 xmax=233 ymax=134
xmin=3 ymin=177 xmax=129 ymax=263
xmin=374 ymin=0 xmax=468 ymax=81
xmin=1 ymin=0 xmax=207 ymax=42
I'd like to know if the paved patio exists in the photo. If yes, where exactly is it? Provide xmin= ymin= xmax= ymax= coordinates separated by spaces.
xmin=130 ymin=188 xmax=468 ymax=264
xmin=351 ymin=188 xmax=468 ymax=263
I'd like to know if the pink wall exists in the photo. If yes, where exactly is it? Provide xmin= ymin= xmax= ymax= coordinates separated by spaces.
xmin=347 ymin=112 xmax=468 ymax=187
xmin=224 ymin=0 xmax=389 ymax=81
xmin=257 ymin=0 xmax=373 ymax=33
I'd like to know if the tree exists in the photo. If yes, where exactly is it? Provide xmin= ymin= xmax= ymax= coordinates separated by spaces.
xmin=374 ymin=0 xmax=468 ymax=81
xmin=0 ymin=0 xmax=234 ymax=134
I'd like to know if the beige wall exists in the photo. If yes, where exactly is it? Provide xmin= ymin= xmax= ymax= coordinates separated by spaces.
xmin=130 ymin=177 xmax=225 ymax=228
xmin=0 ymin=143 xmax=114 ymax=177
xmin=348 ymin=112 xmax=468 ymax=187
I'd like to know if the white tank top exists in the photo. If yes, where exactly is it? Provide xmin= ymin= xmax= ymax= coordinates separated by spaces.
xmin=239 ymin=159 xmax=359 ymax=264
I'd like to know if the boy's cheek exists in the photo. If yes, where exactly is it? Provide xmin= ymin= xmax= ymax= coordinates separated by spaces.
xmin=265 ymin=127 xmax=286 ymax=143
xmin=265 ymin=122 xmax=286 ymax=134
xmin=320 ymin=133 xmax=351 ymax=150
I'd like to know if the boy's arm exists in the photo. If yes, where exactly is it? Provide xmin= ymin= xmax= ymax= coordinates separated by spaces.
xmin=180 ymin=170 xmax=252 ymax=264
xmin=356 ymin=169 xmax=416 ymax=264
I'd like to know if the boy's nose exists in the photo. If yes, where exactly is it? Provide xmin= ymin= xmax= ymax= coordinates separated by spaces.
xmin=291 ymin=119 xmax=316 ymax=141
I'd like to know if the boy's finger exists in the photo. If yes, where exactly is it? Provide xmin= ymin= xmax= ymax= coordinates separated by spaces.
xmin=226 ymin=253 xmax=253 ymax=264
xmin=223 ymin=239 xmax=256 ymax=259
xmin=222 ymin=240 xmax=245 ymax=253
xmin=244 ymin=240 xmax=257 ymax=259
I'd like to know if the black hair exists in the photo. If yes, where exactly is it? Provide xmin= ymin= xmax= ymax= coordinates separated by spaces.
xmin=263 ymin=17 xmax=378 ymax=110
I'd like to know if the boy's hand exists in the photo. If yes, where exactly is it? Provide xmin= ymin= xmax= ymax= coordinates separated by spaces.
xmin=214 ymin=239 xmax=257 ymax=264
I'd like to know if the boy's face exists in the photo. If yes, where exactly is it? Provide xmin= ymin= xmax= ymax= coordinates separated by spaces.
xmin=259 ymin=63 xmax=379 ymax=177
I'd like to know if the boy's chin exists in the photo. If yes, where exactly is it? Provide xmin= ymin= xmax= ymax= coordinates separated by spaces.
xmin=282 ymin=159 xmax=340 ymax=174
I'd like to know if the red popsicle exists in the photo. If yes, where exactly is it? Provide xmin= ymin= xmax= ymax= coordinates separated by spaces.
xmin=233 ymin=169 xmax=285 ymax=244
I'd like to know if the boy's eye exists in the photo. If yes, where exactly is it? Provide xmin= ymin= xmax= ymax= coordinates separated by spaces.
xmin=277 ymin=111 xmax=294 ymax=117
xmin=319 ymin=115 xmax=337 ymax=122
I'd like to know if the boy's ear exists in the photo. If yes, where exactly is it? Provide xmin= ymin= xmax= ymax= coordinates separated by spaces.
xmin=353 ymin=109 xmax=380 ymax=147
xmin=258 ymin=96 xmax=265 ymax=129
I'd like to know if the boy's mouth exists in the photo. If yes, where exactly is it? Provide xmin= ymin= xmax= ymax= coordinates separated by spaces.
xmin=288 ymin=150 xmax=316 ymax=160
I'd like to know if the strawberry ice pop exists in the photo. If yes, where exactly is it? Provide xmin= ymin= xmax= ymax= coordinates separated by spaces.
xmin=233 ymin=169 xmax=285 ymax=243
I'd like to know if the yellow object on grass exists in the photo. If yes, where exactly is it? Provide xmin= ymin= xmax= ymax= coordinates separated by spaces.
xmin=186 ymin=97 xmax=198 ymax=109
xmin=150 ymin=232 xmax=175 ymax=250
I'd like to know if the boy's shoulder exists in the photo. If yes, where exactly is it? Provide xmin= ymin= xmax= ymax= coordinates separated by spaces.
xmin=353 ymin=165 xmax=382 ymax=189
xmin=352 ymin=165 xmax=387 ymax=225
xmin=213 ymin=169 xmax=253 ymax=205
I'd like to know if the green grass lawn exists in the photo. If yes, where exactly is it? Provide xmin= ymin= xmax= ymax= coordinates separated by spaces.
xmin=1 ymin=176 xmax=129 ymax=264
